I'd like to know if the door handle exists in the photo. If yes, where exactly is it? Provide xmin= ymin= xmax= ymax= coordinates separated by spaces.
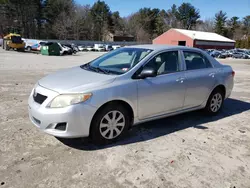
xmin=209 ymin=73 xmax=215 ymax=78
xmin=176 ymin=77 xmax=185 ymax=83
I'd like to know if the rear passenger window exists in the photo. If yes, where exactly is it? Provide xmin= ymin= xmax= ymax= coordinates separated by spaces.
xmin=183 ymin=51 xmax=212 ymax=70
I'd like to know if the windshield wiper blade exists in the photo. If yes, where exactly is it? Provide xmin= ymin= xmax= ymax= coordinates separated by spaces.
xmin=82 ymin=64 xmax=114 ymax=74
xmin=95 ymin=67 xmax=110 ymax=74
xmin=81 ymin=63 xmax=90 ymax=70
xmin=89 ymin=66 xmax=110 ymax=74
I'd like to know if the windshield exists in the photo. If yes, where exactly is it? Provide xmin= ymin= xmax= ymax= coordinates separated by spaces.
xmin=82 ymin=48 xmax=152 ymax=75
xmin=11 ymin=36 xmax=23 ymax=44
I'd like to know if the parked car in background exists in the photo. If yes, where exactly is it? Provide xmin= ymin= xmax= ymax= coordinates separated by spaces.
xmin=217 ymin=51 xmax=228 ymax=59
xmin=57 ymin=43 xmax=73 ymax=55
xmin=3 ymin=33 xmax=25 ymax=51
xmin=86 ymin=46 xmax=95 ymax=51
xmin=28 ymin=45 xmax=234 ymax=144
xmin=240 ymin=52 xmax=250 ymax=59
xmin=24 ymin=39 xmax=40 ymax=51
xmin=94 ymin=44 xmax=105 ymax=51
xmin=210 ymin=50 xmax=221 ymax=58
xmin=61 ymin=44 xmax=77 ymax=54
xmin=71 ymin=43 xmax=79 ymax=52
xmin=78 ymin=45 xmax=88 ymax=51
xmin=28 ymin=41 xmax=47 ymax=51
xmin=105 ymin=44 xmax=113 ymax=51
xmin=231 ymin=52 xmax=244 ymax=59
xmin=112 ymin=45 xmax=121 ymax=50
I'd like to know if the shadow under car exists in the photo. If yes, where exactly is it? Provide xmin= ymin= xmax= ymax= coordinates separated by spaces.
xmin=57 ymin=98 xmax=250 ymax=150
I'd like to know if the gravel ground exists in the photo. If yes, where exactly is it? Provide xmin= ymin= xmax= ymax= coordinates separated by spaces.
xmin=0 ymin=49 xmax=250 ymax=188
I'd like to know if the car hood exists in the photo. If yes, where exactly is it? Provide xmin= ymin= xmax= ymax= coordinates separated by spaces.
xmin=38 ymin=66 xmax=116 ymax=93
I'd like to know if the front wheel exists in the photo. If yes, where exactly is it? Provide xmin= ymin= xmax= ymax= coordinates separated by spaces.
xmin=90 ymin=104 xmax=131 ymax=144
xmin=204 ymin=88 xmax=224 ymax=115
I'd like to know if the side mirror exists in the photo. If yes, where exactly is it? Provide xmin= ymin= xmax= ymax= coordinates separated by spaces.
xmin=136 ymin=67 xmax=157 ymax=79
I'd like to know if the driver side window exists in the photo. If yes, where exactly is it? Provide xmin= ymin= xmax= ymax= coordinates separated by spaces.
xmin=144 ymin=51 xmax=179 ymax=75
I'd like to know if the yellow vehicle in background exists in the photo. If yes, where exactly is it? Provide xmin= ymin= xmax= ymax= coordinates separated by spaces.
xmin=3 ymin=33 xmax=25 ymax=51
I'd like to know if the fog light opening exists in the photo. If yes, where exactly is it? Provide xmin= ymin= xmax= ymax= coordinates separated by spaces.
xmin=55 ymin=123 xmax=67 ymax=131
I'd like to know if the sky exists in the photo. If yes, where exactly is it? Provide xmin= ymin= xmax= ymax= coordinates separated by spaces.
xmin=76 ymin=0 xmax=250 ymax=20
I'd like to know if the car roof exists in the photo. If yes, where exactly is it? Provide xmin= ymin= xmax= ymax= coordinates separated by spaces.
xmin=126 ymin=44 xmax=201 ymax=52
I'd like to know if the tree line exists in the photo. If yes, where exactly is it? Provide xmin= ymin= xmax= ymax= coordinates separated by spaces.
xmin=0 ymin=0 xmax=250 ymax=48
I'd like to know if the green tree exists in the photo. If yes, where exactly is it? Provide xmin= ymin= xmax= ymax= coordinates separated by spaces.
xmin=166 ymin=4 xmax=178 ymax=28
xmin=90 ymin=0 xmax=111 ymax=41
xmin=44 ymin=0 xmax=74 ymax=38
xmin=236 ymin=40 xmax=241 ymax=48
xmin=214 ymin=10 xmax=227 ymax=36
xmin=0 ymin=0 xmax=40 ymax=38
xmin=245 ymin=39 xmax=249 ymax=49
xmin=154 ymin=10 xmax=168 ymax=36
xmin=44 ymin=0 xmax=74 ymax=24
xmin=243 ymin=15 xmax=250 ymax=35
xmin=110 ymin=11 xmax=125 ymax=34
xmin=248 ymin=37 xmax=250 ymax=49
xmin=35 ymin=0 xmax=46 ymax=38
xmin=227 ymin=16 xmax=239 ymax=39
xmin=126 ymin=7 xmax=169 ymax=42
xmin=175 ymin=3 xmax=200 ymax=30
xmin=72 ymin=5 xmax=92 ymax=40
xmin=240 ymin=40 xmax=246 ymax=48
xmin=235 ymin=40 xmax=240 ymax=48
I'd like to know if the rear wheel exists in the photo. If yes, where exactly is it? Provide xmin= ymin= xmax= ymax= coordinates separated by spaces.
xmin=27 ymin=46 xmax=31 ymax=51
xmin=90 ymin=104 xmax=131 ymax=144
xmin=5 ymin=45 xmax=10 ymax=51
xmin=204 ymin=88 xmax=224 ymax=115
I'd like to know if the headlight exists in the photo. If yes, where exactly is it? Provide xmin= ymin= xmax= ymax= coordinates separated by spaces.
xmin=49 ymin=93 xmax=92 ymax=108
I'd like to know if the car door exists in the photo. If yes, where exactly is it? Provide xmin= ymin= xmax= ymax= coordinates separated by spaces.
xmin=182 ymin=50 xmax=217 ymax=108
xmin=136 ymin=50 xmax=186 ymax=119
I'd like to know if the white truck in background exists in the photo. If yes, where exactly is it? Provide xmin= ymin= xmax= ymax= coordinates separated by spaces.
xmin=94 ymin=44 xmax=105 ymax=51
xmin=112 ymin=45 xmax=121 ymax=50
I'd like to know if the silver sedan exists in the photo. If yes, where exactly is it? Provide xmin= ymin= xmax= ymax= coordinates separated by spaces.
xmin=28 ymin=45 xmax=234 ymax=144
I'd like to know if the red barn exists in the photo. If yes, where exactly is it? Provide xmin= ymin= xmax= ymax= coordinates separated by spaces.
xmin=153 ymin=28 xmax=235 ymax=49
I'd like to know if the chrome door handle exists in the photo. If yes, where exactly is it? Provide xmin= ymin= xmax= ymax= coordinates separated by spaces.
xmin=209 ymin=73 xmax=215 ymax=78
xmin=176 ymin=77 xmax=185 ymax=83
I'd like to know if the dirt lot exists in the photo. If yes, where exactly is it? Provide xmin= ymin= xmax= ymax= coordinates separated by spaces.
xmin=0 ymin=49 xmax=250 ymax=188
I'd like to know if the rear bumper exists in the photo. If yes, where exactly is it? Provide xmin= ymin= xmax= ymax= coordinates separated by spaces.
xmin=225 ymin=77 xmax=234 ymax=99
xmin=28 ymin=85 xmax=97 ymax=138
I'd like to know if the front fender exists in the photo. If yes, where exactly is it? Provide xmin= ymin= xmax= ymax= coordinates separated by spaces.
xmin=87 ymin=80 xmax=138 ymax=118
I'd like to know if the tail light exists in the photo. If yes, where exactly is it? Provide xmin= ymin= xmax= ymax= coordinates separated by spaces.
xmin=232 ymin=71 xmax=235 ymax=77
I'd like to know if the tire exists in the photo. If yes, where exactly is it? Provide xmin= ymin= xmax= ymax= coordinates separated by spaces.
xmin=204 ymin=88 xmax=224 ymax=115
xmin=90 ymin=104 xmax=131 ymax=145
xmin=17 ymin=48 xmax=25 ymax=52
xmin=5 ymin=45 xmax=10 ymax=51
xmin=27 ymin=46 xmax=31 ymax=52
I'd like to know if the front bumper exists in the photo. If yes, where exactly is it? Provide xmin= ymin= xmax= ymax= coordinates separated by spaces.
xmin=28 ymin=84 xmax=97 ymax=138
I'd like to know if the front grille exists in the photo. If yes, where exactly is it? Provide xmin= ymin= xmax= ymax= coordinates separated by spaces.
xmin=33 ymin=93 xmax=47 ymax=104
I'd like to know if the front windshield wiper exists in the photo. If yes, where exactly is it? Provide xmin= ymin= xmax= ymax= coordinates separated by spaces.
xmin=92 ymin=66 xmax=110 ymax=74
xmin=81 ymin=63 xmax=91 ymax=69
xmin=81 ymin=64 xmax=110 ymax=74
xmin=81 ymin=63 xmax=122 ymax=75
